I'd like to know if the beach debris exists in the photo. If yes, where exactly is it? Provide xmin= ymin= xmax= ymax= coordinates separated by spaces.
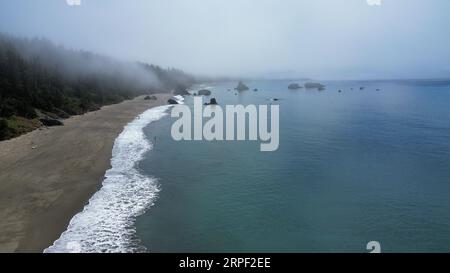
xmin=198 ymin=89 xmax=212 ymax=96
xmin=288 ymin=83 xmax=302 ymax=90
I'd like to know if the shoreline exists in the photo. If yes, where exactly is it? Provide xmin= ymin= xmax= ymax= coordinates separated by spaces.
xmin=0 ymin=94 xmax=171 ymax=253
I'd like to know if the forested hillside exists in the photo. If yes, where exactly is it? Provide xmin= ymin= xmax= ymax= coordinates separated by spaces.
xmin=0 ymin=34 xmax=195 ymax=140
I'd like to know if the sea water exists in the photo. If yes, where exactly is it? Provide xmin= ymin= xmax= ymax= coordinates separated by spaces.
xmin=136 ymin=80 xmax=450 ymax=253
xmin=48 ymin=80 xmax=450 ymax=252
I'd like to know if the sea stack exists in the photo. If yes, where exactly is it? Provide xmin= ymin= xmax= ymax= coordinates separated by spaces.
xmin=144 ymin=95 xmax=157 ymax=100
xmin=40 ymin=118 xmax=64 ymax=127
xmin=288 ymin=83 xmax=302 ymax=90
xmin=304 ymin=82 xmax=326 ymax=90
xmin=235 ymin=81 xmax=249 ymax=91
xmin=204 ymin=98 xmax=218 ymax=105
xmin=198 ymin=89 xmax=212 ymax=96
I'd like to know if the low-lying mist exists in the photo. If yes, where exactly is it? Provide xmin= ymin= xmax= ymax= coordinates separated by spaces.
xmin=0 ymin=32 xmax=195 ymax=141
xmin=0 ymin=33 xmax=194 ymax=92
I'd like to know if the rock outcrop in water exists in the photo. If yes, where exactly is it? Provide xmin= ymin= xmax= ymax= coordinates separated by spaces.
xmin=304 ymin=82 xmax=326 ymax=89
xmin=173 ymin=86 xmax=191 ymax=96
xmin=288 ymin=83 xmax=302 ymax=90
xmin=144 ymin=95 xmax=157 ymax=100
xmin=40 ymin=118 xmax=63 ymax=127
xmin=198 ymin=89 xmax=212 ymax=96
xmin=235 ymin=81 xmax=249 ymax=91
xmin=204 ymin=98 xmax=218 ymax=105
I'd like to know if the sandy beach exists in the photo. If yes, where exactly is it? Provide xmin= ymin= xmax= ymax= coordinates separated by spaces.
xmin=0 ymin=94 xmax=171 ymax=253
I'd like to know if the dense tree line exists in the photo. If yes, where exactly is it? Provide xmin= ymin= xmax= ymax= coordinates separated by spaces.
xmin=0 ymin=33 xmax=195 ymax=140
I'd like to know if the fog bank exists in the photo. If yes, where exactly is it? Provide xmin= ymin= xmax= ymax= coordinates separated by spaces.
xmin=1 ymin=0 xmax=449 ymax=80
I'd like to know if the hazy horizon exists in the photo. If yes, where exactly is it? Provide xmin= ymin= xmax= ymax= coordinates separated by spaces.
xmin=1 ymin=0 xmax=450 ymax=80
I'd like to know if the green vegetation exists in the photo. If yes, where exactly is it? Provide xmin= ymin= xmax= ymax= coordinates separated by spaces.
xmin=0 ymin=118 xmax=9 ymax=140
xmin=0 ymin=116 xmax=41 ymax=139
xmin=0 ymin=33 xmax=195 ymax=140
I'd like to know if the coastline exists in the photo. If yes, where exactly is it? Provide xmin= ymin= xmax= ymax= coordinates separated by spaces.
xmin=0 ymin=94 xmax=171 ymax=253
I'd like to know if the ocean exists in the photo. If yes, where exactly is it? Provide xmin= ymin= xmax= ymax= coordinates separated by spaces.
xmin=48 ymin=80 xmax=450 ymax=253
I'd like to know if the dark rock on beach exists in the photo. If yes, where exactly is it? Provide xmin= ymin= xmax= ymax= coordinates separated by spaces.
xmin=198 ymin=89 xmax=212 ymax=96
xmin=204 ymin=98 xmax=218 ymax=105
xmin=40 ymin=118 xmax=63 ymax=127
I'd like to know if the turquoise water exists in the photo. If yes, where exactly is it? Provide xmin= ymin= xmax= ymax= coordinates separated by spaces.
xmin=136 ymin=80 xmax=450 ymax=253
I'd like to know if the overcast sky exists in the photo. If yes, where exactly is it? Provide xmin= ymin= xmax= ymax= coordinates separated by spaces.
xmin=1 ymin=0 xmax=450 ymax=80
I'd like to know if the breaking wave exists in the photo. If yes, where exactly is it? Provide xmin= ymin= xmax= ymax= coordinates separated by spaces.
xmin=45 ymin=96 xmax=184 ymax=253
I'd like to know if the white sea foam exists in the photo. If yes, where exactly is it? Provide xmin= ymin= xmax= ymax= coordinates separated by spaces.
xmin=45 ymin=96 xmax=184 ymax=253
xmin=173 ymin=95 xmax=185 ymax=103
